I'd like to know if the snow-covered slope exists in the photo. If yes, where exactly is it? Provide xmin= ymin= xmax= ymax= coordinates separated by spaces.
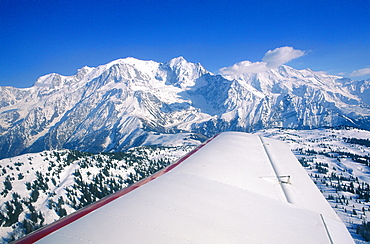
xmin=1 ymin=128 xmax=370 ymax=242
xmin=1 ymin=57 xmax=369 ymax=158
xmin=0 ymin=145 xmax=197 ymax=242
xmin=256 ymin=128 xmax=370 ymax=243
xmin=17 ymin=133 xmax=354 ymax=244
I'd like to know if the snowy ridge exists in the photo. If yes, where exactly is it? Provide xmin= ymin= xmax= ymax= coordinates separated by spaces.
xmin=0 ymin=57 xmax=369 ymax=159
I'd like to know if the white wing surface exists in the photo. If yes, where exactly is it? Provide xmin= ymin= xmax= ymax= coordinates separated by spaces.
xmin=15 ymin=132 xmax=354 ymax=243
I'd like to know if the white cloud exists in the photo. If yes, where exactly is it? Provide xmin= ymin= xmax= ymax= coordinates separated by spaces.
xmin=350 ymin=67 xmax=370 ymax=77
xmin=219 ymin=61 xmax=268 ymax=75
xmin=219 ymin=46 xmax=305 ymax=76
xmin=262 ymin=46 xmax=305 ymax=68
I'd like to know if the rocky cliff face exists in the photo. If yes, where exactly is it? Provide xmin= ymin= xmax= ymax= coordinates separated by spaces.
xmin=0 ymin=57 xmax=369 ymax=158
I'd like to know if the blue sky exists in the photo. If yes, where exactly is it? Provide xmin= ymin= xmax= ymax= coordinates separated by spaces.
xmin=1 ymin=0 xmax=369 ymax=87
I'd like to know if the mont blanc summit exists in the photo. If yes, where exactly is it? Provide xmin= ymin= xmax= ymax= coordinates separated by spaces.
xmin=0 ymin=57 xmax=369 ymax=158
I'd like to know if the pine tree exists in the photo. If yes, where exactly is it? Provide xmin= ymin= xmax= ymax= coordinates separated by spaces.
xmin=30 ymin=189 xmax=39 ymax=202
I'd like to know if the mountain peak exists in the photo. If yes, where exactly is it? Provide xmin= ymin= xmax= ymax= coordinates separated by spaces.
xmin=75 ymin=66 xmax=94 ymax=79
xmin=167 ymin=56 xmax=189 ymax=67
xmin=104 ymin=57 xmax=147 ymax=67
xmin=163 ymin=56 xmax=208 ymax=88
xmin=33 ymin=73 xmax=63 ymax=88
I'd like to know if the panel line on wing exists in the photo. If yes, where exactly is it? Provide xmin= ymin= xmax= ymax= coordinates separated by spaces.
xmin=258 ymin=136 xmax=292 ymax=204
xmin=320 ymin=214 xmax=334 ymax=244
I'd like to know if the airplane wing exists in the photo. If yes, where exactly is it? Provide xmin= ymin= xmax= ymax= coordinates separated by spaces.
xmin=14 ymin=132 xmax=354 ymax=243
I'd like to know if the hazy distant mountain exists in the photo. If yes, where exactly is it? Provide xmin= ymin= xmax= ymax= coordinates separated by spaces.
xmin=0 ymin=57 xmax=369 ymax=159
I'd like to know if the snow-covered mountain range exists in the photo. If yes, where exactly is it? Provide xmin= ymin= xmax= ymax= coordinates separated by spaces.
xmin=1 ymin=57 xmax=369 ymax=159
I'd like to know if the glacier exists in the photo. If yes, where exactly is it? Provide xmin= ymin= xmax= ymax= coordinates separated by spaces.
xmin=0 ymin=56 xmax=369 ymax=159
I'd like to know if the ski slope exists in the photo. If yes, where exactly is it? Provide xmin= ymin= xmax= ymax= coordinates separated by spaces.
xmin=15 ymin=132 xmax=353 ymax=243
